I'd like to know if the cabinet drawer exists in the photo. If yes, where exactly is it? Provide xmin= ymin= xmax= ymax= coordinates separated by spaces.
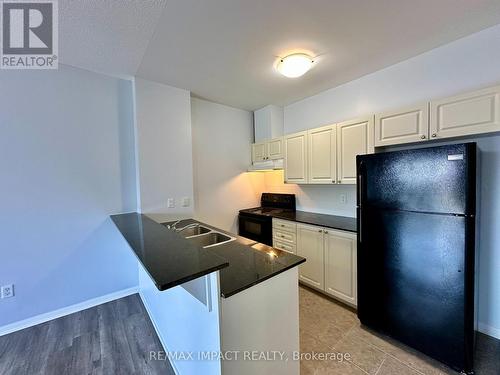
xmin=272 ymin=219 xmax=297 ymax=233
xmin=273 ymin=240 xmax=296 ymax=254
xmin=273 ymin=229 xmax=296 ymax=243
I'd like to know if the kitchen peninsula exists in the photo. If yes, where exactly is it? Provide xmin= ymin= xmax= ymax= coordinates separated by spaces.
xmin=111 ymin=213 xmax=305 ymax=375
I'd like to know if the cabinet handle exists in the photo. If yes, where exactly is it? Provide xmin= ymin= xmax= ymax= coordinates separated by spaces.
xmin=338 ymin=180 xmax=341 ymax=184
xmin=421 ymin=135 xmax=426 ymax=139
xmin=332 ymin=180 xmax=336 ymax=183
xmin=431 ymin=133 xmax=437 ymax=138
xmin=324 ymin=230 xmax=329 ymax=234
xmin=318 ymin=229 xmax=322 ymax=233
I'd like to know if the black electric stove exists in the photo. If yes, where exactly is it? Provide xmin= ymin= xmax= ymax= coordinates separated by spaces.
xmin=238 ymin=193 xmax=296 ymax=245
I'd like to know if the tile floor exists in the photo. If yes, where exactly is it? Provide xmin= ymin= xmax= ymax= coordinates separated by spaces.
xmin=298 ymin=285 xmax=499 ymax=375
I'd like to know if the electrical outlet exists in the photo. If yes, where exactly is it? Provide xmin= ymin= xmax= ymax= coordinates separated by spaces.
xmin=167 ymin=198 xmax=175 ymax=208
xmin=181 ymin=197 xmax=190 ymax=207
xmin=340 ymin=194 xmax=347 ymax=204
xmin=1 ymin=284 xmax=14 ymax=299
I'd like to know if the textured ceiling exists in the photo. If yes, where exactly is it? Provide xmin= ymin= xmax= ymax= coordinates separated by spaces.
xmin=59 ymin=0 xmax=500 ymax=109
xmin=59 ymin=0 xmax=167 ymax=78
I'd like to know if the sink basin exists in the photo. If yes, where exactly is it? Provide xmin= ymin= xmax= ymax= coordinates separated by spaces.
xmin=179 ymin=225 xmax=211 ymax=237
xmin=187 ymin=232 xmax=234 ymax=248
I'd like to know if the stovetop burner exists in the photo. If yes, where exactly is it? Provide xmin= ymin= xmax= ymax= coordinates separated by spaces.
xmin=239 ymin=193 xmax=296 ymax=217
xmin=246 ymin=207 xmax=284 ymax=215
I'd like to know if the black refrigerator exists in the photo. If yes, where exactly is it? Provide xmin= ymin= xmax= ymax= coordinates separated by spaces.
xmin=356 ymin=143 xmax=478 ymax=374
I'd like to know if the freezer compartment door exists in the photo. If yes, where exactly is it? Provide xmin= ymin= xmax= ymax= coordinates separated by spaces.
xmin=357 ymin=208 xmax=473 ymax=372
xmin=357 ymin=143 xmax=475 ymax=214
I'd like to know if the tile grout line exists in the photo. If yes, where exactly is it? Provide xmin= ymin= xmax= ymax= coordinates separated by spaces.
xmin=374 ymin=356 xmax=386 ymax=375
xmin=350 ymin=330 xmax=432 ymax=375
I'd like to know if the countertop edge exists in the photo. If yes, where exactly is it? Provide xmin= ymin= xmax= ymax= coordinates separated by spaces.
xmin=269 ymin=211 xmax=357 ymax=233
xmin=111 ymin=214 xmax=230 ymax=292
xmin=221 ymin=258 xmax=306 ymax=298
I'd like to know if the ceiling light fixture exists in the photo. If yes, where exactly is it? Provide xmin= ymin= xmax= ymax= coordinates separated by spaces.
xmin=276 ymin=53 xmax=314 ymax=78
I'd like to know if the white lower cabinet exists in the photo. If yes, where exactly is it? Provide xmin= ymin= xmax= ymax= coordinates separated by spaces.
xmin=272 ymin=218 xmax=297 ymax=254
xmin=296 ymin=223 xmax=357 ymax=307
xmin=296 ymin=224 xmax=325 ymax=290
xmin=324 ymin=229 xmax=357 ymax=306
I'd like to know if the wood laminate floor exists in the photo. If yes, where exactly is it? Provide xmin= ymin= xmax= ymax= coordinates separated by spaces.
xmin=0 ymin=294 xmax=174 ymax=375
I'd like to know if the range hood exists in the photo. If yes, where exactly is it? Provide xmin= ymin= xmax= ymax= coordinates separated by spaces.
xmin=247 ymin=159 xmax=283 ymax=172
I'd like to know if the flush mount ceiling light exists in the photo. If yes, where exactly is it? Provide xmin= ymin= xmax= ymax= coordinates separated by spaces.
xmin=276 ymin=53 xmax=314 ymax=78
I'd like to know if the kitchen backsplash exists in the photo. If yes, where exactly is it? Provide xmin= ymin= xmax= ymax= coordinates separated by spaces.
xmin=262 ymin=170 xmax=357 ymax=218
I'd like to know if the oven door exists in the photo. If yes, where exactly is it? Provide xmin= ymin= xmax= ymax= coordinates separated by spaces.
xmin=238 ymin=213 xmax=272 ymax=245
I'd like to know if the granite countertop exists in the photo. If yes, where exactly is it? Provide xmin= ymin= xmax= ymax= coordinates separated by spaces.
xmin=111 ymin=213 xmax=305 ymax=298
xmin=271 ymin=210 xmax=357 ymax=232
xmin=111 ymin=213 xmax=229 ymax=291
xmin=162 ymin=219 xmax=306 ymax=298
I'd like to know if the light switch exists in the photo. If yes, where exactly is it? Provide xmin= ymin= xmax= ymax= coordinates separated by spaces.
xmin=181 ymin=197 xmax=190 ymax=207
xmin=167 ymin=198 xmax=175 ymax=208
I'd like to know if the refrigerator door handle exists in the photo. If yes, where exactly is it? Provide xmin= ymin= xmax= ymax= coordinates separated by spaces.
xmin=359 ymin=212 xmax=362 ymax=243
xmin=358 ymin=173 xmax=363 ymax=243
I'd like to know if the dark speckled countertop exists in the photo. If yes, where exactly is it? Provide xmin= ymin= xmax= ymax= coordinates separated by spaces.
xmin=111 ymin=213 xmax=229 ymax=291
xmin=111 ymin=213 xmax=305 ymax=298
xmin=271 ymin=210 xmax=357 ymax=232
xmin=162 ymin=219 xmax=306 ymax=298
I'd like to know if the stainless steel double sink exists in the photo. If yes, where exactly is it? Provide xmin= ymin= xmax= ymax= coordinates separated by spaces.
xmin=177 ymin=224 xmax=235 ymax=248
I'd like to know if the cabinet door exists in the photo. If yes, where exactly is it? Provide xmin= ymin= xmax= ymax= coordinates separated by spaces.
xmin=252 ymin=142 xmax=268 ymax=162
xmin=337 ymin=117 xmax=374 ymax=184
xmin=285 ymin=131 xmax=308 ymax=183
xmin=324 ymin=229 xmax=357 ymax=306
xmin=375 ymin=103 xmax=429 ymax=146
xmin=296 ymin=224 xmax=324 ymax=289
xmin=268 ymin=137 xmax=284 ymax=160
xmin=307 ymin=124 xmax=337 ymax=184
xmin=430 ymin=85 xmax=500 ymax=139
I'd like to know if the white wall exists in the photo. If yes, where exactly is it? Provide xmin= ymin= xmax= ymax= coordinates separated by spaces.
xmin=134 ymin=78 xmax=194 ymax=222
xmin=279 ymin=24 xmax=500 ymax=337
xmin=263 ymin=170 xmax=357 ymax=217
xmin=139 ymin=266 xmax=222 ymax=375
xmin=191 ymin=98 xmax=265 ymax=233
xmin=0 ymin=65 xmax=138 ymax=327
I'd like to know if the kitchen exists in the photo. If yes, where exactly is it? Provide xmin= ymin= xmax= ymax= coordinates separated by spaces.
xmin=1 ymin=1 xmax=500 ymax=375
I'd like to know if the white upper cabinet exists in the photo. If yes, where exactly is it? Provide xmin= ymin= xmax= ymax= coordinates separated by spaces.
xmin=254 ymin=105 xmax=284 ymax=142
xmin=285 ymin=131 xmax=308 ymax=183
xmin=324 ymin=229 xmax=357 ymax=306
xmin=430 ymin=85 xmax=500 ymax=139
xmin=307 ymin=124 xmax=337 ymax=184
xmin=268 ymin=137 xmax=284 ymax=160
xmin=251 ymin=142 xmax=268 ymax=162
xmin=296 ymin=223 xmax=325 ymax=290
xmin=337 ymin=117 xmax=374 ymax=184
xmin=374 ymin=103 xmax=429 ymax=147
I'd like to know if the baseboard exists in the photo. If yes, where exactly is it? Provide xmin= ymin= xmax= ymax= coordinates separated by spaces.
xmin=0 ymin=286 xmax=139 ymax=337
xmin=139 ymin=291 xmax=181 ymax=375
xmin=478 ymin=322 xmax=500 ymax=340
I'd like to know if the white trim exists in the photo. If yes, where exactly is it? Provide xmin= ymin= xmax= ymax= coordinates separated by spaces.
xmin=0 ymin=287 xmax=138 ymax=337
xmin=139 ymin=291 xmax=181 ymax=375
xmin=478 ymin=322 xmax=500 ymax=339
